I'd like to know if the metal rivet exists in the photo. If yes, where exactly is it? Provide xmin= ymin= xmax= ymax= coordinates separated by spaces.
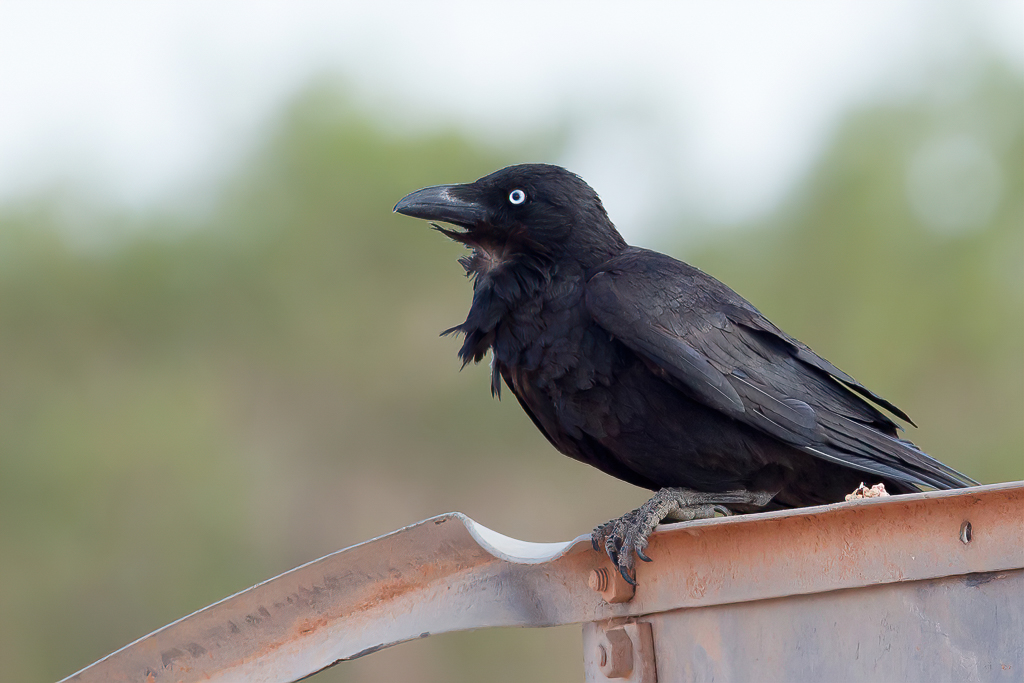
xmin=960 ymin=520 xmax=972 ymax=544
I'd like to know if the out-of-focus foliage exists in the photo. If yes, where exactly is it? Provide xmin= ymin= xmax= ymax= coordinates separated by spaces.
xmin=1 ymin=64 xmax=1020 ymax=682
xmin=0 ymin=85 xmax=618 ymax=683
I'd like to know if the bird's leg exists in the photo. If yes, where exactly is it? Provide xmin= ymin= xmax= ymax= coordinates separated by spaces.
xmin=591 ymin=488 xmax=775 ymax=585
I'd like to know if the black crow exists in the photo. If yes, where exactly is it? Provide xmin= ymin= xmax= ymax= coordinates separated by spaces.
xmin=394 ymin=164 xmax=977 ymax=584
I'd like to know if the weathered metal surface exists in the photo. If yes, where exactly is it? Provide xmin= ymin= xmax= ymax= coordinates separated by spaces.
xmin=625 ymin=481 xmax=1023 ymax=617
xmin=60 ymin=512 xmax=601 ymax=683
xmin=587 ymin=570 xmax=1021 ymax=683
xmin=60 ymin=482 xmax=1023 ymax=683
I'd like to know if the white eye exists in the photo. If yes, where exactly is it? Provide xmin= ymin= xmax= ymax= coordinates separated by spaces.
xmin=508 ymin=189 xmax=526 ymax=205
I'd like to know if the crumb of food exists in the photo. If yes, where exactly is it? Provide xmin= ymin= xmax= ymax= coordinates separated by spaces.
xmin=845 ymin=482 xmax=890 ymax=501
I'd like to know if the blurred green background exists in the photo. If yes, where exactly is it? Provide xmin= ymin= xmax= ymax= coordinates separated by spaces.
xmin=1 ymin=27 xmax=1022 ymax=683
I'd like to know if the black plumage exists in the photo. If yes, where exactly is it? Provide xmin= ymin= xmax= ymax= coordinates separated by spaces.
xmin=395 ymin=164 xmax=976 ymax=582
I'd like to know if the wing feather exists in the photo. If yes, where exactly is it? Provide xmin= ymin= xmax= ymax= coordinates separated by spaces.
xmin=585 ymin=249 xmax=976 ymax=489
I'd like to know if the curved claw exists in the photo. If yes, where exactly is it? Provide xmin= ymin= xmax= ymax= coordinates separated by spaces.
xmin=604 ymin=535 xmax=620 ymax=567
xmin=635 ymin=546 xmax=652 ymax=563
xmin=618 ymin=564 xmax=637 ymax=586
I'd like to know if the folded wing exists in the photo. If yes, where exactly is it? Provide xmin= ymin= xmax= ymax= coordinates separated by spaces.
xmin=585 ymin=249 xmax=977 ymax=490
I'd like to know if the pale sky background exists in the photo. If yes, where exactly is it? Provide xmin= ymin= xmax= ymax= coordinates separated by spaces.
xmin=0 ymin=1 xmax=1020 ymax=241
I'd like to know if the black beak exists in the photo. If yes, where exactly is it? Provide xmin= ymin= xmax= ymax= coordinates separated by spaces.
xmin=393 ymin=184 xmax=487 ymax=228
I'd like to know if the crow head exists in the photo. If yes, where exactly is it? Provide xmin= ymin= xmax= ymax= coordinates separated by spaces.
xmin=394 ymin=164 xmax=627 ymax=272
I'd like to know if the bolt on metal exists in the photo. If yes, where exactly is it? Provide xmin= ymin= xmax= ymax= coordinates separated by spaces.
xmin=598 ymin=627 xmax=634 ymax=679
xmin=589 ymin=567 xmax=636 ymax=603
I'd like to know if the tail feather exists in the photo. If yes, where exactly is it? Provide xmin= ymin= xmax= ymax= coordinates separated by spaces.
xmin=814 ymin=412 xmax=977 ymax=490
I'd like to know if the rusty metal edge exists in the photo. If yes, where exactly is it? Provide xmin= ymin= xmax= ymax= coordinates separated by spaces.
xmin=60 ymin=482 xmax=1023 ymax=683
xmin=625 ymin=480 xmax=1023 ymax=617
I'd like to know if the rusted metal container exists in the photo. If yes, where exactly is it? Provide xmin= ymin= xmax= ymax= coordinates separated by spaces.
xmin=61 ymin=482 xmax=1023 ymax=683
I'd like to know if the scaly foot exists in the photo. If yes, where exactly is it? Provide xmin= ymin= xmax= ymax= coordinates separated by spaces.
xmin=592 ymin=487 xmax=775 ymax=585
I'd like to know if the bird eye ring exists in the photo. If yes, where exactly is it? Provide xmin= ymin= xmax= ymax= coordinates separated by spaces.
xmin=508 ymin=189 xmax=526 ymax=205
